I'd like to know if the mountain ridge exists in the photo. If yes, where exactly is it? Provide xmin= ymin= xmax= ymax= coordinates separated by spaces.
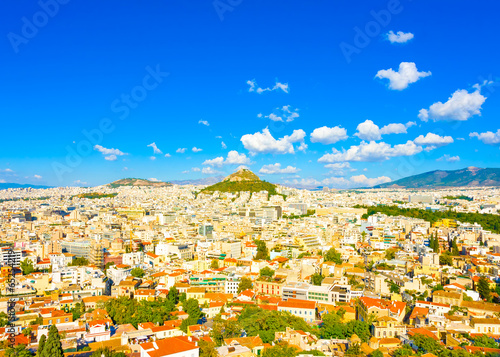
xmin=108 ymin=178 xmax=172 ymax=188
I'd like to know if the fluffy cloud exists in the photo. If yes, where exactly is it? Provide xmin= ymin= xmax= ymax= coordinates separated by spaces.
xmin=192 ymin=147 xmax=203 ymax=153
xmin=34 ymin=175 xmax=42 ymax=179
xmin=198 ymin=120 xmax=210 ymax=126
xmin=202 ymin=167 xmax=221 ymax=175
xmin=419 ymin=85 xmax=487 ymax=121
xmin=241 ymin=128 xmax=306 ymax=154
xmin=414 ymin=133 xmax=454 ymax=150
xmin=259 ymin=163 xmax=300 ymax=175
xmin=247 ymin=79 xmax=289 ymax=94
xmin=318 ymin=140 xmax=422 ymax=163
xmin=350 ymin=174 xmax=391 ymax=187
xmin=375 ymin=62 xmax=431 ymax=90
xmin=0 ymin=168 xmax=13 ymax=173
xmin=221 ymin=141 xmax=227 ymax=149
xmin=176 ymin=148 xmax=187 ymax=153
xmin=260 ymin=105 xmax=299 ymax=122
xmin=164 ymin=153 xmax=171 ymax=158
xmin=150 ymin=156 xmax=156 ymax=161
xmin=470 ymin=129 xmax=500 ymax=146
xmin=355 ymin=120 xmax=414 ymax=141
xmin=387 ymin=30 xmax=414 ymax=43
xmin=324 ymin=162 xmax=351 ymax=170
xmin=310 ymin=126 xmax=348 ymax=144
xmin=147 ymin=142 xmax=162 ymax=154
xmin=203 ymin=150 xmax=251 ymax=167
xmin=437 ymin=154 xmax=460 ymax=162
xmin=94 ymin=145 xmax=127 ymax=161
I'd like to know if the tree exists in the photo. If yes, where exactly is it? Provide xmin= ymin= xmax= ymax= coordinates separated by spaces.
xmin=439 ymin=252 xmax=453 ymax=266
xmin=210 ymin=316 xmax=242 ymax=346
xmin=389 ymin=281 xmax=400 ymax=294
xmin=210 ymin=260 xmax=219 ymax=269
xmin=199 ymin=339 xmax=219 ymax=357
xmin=69 ymin=257 xmax=89 ymax=266
xmin=371 ymin=350 xmax=383 ymax=357
xmin=262 ymin=342 xmax=297 ymax=357
xmin=36 ymin=334 xmax=46 ymax=357
xmin=23 ymin=326 xmax=33 ymax=336
xmin=130 ymin=267 xmax=145 ymax=278
xmin=385 ymin=249 xmax=396 ymax=260
xmin=5 ymin=345 xmax=34 ymax=357
xmin=259 ymin=267 xmax=275 ymax=278
xmin=255 ymin=240 xmax=269 ymax=260
xmin=90 ymin=347 xmax=127 ymax=357
xmin=21 ymin=258 xmax=35 ymax=275
xmin=311 ymin=273 xmax=324 ymax=286
xmin=168 ymin=286 xmax=180 ymax=305
xmin=392 ymin=344 xmax=414 ymax=357
xmin=477 ymin=276 xmax=491 ymax=301
xmin=42 ymin=324 xmax=64 ymax=357
xmin=0 ymin=312 xmax=9 ymax=327
xmin=324 ymin=248 xmax=342 ymax=264
xmin=180 ymin=298 xmax=203 ymax=332
xmin=451 ymin=238 xmax=460 ymax=256
xmin=345 ymin=343 xmax=362 ymax=356
xmin=473 ymin=334 xmax=499 ymax=348
xmin=237 ymin=277 xmax=253 ymax=293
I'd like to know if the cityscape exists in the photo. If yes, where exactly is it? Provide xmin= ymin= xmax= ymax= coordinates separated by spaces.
xmin=2 ymin=1 xmax=500 ymax=357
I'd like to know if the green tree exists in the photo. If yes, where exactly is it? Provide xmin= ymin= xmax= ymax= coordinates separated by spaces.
xmin=389 ymin=281 xmax=400 ymax=294
xmin=69 ymin=257 xmax=89 ymax=266
xmin=210 ymin=316 xmax=242 ymax=346
xmin=180 ymin=298 xmax=203 ymax=332
xmin=130 ymin=267 xmax=145 ymax=278
xmin=439 ymin=252 xmax=453 ymax=266
xmin=259 ymin=267 xmax=275 ymax=278
xmin=0 ymin=312 xmax=9 ymax=327
xmin=5 ymin=345 xmax=34 ymax=357
xmin=42 ymin=324 xmax=64 ymax=357
xmin=262 ymin=342 xmax=297 ymax=357
xmin=451 ymin=238 xmax=460 ymax=255
xmin=473 ymin=334 xmax=499 ymax=348
xmin=371 ymin=350 xmax=383 ymax=357
xmin=311 ymin=273 xmax=324 ymax=286
xmin=477 ymin=276 xmax=491 ymax=301
xmin=392 ymin=344 xmax=414 ymax=357
xmin=324 ymin=248 xmax=342 ymax=264
xmin=210 ymin=260 xmax=219 ymax=269
xmin=36 ymin=334 xmax=46 ymax=357
xmin=199 ymin=339 xmax=219 ymax=357
xmin=90 ymin=347 xmax=127 ymax=357
xmin=168 ymin=286 xmax=180 ymax=305
xmin=21 ymin=258 xmax=35 ymax=275
xmin=345 ymin=343 xmax=362 ymax=356
xmin=255 ymin=240 xmax=269 ymax=260
xmin=237 ymin=277 xmax=253 ymax=293
xmin=385 ymin=249 xmax=396 ymax=260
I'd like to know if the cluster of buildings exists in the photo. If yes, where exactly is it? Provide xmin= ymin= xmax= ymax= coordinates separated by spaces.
xmin=0 ymin=183 xmax=499 ymax=356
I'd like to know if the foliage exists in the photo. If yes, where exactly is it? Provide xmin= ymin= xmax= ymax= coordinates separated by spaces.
xmin=168 ymin=286 xmax=180 ymax=305
xmin=439 ymin=252 xmax=453 ymax=266
xmin=0 ymin=312 xmax=9 ymax=327
xmin=297 ymin=252 xmax=312 ymax=259
xmin=180 ymin=298 xmax=203 ymax=332
xmin=199 ymin=339 xmax=219 ymax=357
xmin=201 ymin=179 xmax=279 ymax=197
xmin=477 ymin=276 xmax=491 ymax=301
xmin=262 ymin=342 xmax=298 ymax=357
xmin=389 ymin=281 xmax=400 ymax=294
xmin=255 ymin=240 xmax=270 ymax=260
xmin=69 ymin=302 xmax=84 ymax=320
xmin=282 ymin=210 xmax=315 ymax=219
xmin=429 ymin=233 xmax=440 ymax=253
xmin=392 ymin=344 xmax=414 ymax=357
xmin=104 ymin=296 xmax=176 ymax=327
xmin=345 ymin=343 xmax=362 ymax=356
xmin=42 ymin=324 xmax=64 ymax=357
xmin=237 ymin=277 xmax=253 ymax=293
xmin=210 ymin=259 xmax=219 ymax=269
xmin=324 ymin=247 xmax=342 ymax=264
xmin=444 ymin=195 xmax=473 ymax=201
xmin=130 ymin=267 xmax=145 ymax=278
xmin=451 ymin=238 xmax=460 ymax=255
xmin=69 ymin=257 xmax=89 ymax=266
xmin=260 ymin=267 xmax=275 ymax=278
xmin=311 ymin=273 xmax=324 ymax=286
xmin=210 ymin=315 xmax=242 ymax=346
xmin=371 ymin=350 xmax=384 ymax=357
xmin=73 ymin=193 xmax=118 ymax=199
xmin=21 ymin=258 xmax=35 ymax=275
xmin=36 ymin=334 xmax=46 ymax=357
xmin=238 ymin=306 xmax=315 ymax=344
xmin=5 ymin=345 xmax=34 ymax=357
xmin=298 ymin=350 xmax=325 ymax=356
xmin=385 ymin=249 xmax=396 ymax=260
xmin=473 ymin=334 xmax=499 ymax=348
xmin=358 ymin=205 xmax=500 ymax=234
xmin=320 ymin=312 xmax=371 ymax=342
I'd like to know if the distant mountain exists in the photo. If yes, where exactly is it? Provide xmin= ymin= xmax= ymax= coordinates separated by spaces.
xmin=200 ymin=168 xmax=278 ymax=194
xmin=0 ymin=183 xmax=53 ymax=190
xmin=170 ymin=176 xmax=224 ymax=186
xmin=374 ymin=167 xmax=500 ymax=189
xmin=108 ymin=178 xmax=172 ymax=188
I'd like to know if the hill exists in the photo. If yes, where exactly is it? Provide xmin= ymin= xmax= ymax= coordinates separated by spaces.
xmin=0 ymin=183 xmax=53 ymax=190
xmin=170 ymin=176 xmax=224 ymax=186
xmin=200 ymin=169 xmax=278 ymax=195
xmin=108 ymin=178 xmax=172 ymax=188
xmin=374 ymin=167 xmax=500 ymax=189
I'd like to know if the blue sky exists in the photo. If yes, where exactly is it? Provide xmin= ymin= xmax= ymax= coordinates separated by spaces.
xmin=1 ymin=0 xmax=500 ymax=188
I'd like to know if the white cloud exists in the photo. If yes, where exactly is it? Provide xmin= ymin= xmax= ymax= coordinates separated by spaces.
xmin=164 ymin=153 xmax=171 ymax=158
xmin=419 ymin=85 xmax=487 ymax=121
xmin=387 ymin=30 xmax=414 ymax=44
xmin=259 ymin=163 xmax=300 ymax=175
xmin=150 ymin=156 xmax=156 ymax=161
xmin=437 ymin=154 xmax=460 ymax=162
xmin=94 ymin=145 xmax=127 ymax=161
xmin=247 ymin=79 xmax=289 ymax=94
xmin=470 ymin=129 xmax=500 ymax=146
xmin=148 ymin=178 xmax=160 ymax=181
xmin=285 ymin=174 xmax=392 ymax=189
xmin=192 ymin=167 xmax=201 ymax=172
xmin=318 ymin=140 xmax=422 ymax=163
xmin=241 ymin=128 xmax=306 ymax=154
xmin=350 ymin=174 xmax=391 ymax=187
xmin=176 ymin=148 xmax=187 ymax=153
xmin=203 ymin=150 xmax=251 ymax=167
xmin=375 ymin=62 xmax=431 ymax=90
xmin=310 ymin=126 xmax=348 ymax=144
xmin=355 ymin=120 xmax=414 ymax=141
xmin=34 ymin=175 xmax=42 ymax=179
xmin=221 ymin=141 xmax=227 ymax=149
xmin=147 ymin=142 xmax=162 ymax=154
xmin=0 ymin=179 xmax=5 ymax=183
xmin=284 ymin=178 xmax=321 ymax=189
xmin=0 ymin=169 xmax=13 ymax=173
xmin=297 ymin=142 xmax=308 ymax=152
xmin=414 ymin=133 xmax=454 ymax=150
xmin=202 ymin=167 xmax=221 ymax=175
xmin=325 ymin=163 xmax=351 ymax=170
xmin=192 ymin=147 xmax=203 ymax=153
xmin=260 ymin=105 xmax=300 ymax=122
xmin=73 ymin=180 xmax=87 ymax=185
xmin=198 ymin=120 xmax=210 ymax=126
